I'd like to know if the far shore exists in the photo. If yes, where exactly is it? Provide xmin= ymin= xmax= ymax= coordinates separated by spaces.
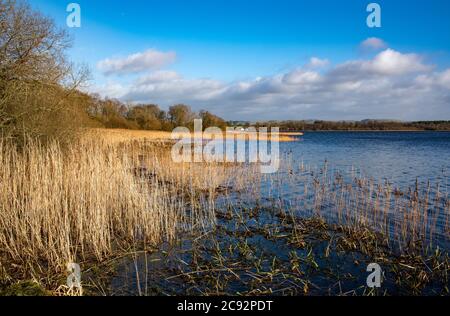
xmin=88 ymin=128 xmax=306 ymax=143
xmin=86 ymin=128 xmax=450 ymax=145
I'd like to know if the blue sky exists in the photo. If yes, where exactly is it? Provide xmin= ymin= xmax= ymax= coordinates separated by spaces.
xmin=30 ymin=0 xmax=450 ymax=120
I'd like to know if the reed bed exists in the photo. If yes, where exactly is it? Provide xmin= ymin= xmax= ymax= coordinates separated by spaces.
xmin=86 ymin=128 xmax=298 ymax=143
xmin=0 ymin=137 xmax=243 ymax=287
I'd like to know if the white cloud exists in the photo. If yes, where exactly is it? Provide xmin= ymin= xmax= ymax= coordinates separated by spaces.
xmin=137 ymin=70 xmax=182 ymax=84
xmin=415 ymin=68 xmax=450 ymax=89
xmin=366 ymin=49 xmax=431 ymax=75
xmin=438 ymin=69 xmax=450 ymax=88
xmin=122 ymin=71 xmax=225 ymax=104
xmin=92 ymin=81 xmax=128 ymax=99
xmin=97 ymin=49 xmax=176 ymax=75
xmin=360 ymin=37 xmax=387 ymax=50
xmin=306 ymin=57 xmax=330 ymax=69
xmin=92 ymin=49 xmax=450 ymax=121
xmin=329 ymin=49 xmax=431 ymax=79
xmin=283 ymin=70 xmax=322 ymax=85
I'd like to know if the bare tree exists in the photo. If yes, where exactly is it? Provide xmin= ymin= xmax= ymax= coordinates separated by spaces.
xmin=169 ymin=104 xmax=196 ymax=128
xmin=0 ymin=0 xmax=89 ymax=142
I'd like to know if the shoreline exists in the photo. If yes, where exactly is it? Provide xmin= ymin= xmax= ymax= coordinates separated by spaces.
xmin=87 ymin=128 xmax=301 ymax=143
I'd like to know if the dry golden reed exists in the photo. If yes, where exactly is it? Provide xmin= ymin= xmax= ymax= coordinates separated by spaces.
xmin=86 ymin=128 xmax=299 ymax=143
xmin=0 ymin=136 xmax=238 ymax=279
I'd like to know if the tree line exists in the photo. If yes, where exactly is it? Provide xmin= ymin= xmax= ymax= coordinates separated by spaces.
xmin=87 ymin=96 xmax=227 ymax=131
xmin=252 ymin=120 xmax=450 ymax=131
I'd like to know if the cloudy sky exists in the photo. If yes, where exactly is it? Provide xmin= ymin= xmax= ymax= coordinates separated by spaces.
xmin=32 ymin=0 xmax=450 ymax=121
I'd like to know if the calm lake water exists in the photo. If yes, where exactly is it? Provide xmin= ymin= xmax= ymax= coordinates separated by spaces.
xmin=281 ymin=131 xmax=449 ymax=191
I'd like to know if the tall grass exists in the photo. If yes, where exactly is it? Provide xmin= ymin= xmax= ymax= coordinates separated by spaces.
xmin=0 ymin=137 xmax=236 ymax=281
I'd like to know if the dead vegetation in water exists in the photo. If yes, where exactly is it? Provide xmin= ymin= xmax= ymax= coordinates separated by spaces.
xmin=263 ymin=156 xmax=450 ymax=253
xmin=105 ymin=202 xmax=448 ymax=296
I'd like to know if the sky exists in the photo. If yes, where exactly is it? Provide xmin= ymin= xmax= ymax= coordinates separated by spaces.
xmin=30 ymin=0 xmax=450 ymax=121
